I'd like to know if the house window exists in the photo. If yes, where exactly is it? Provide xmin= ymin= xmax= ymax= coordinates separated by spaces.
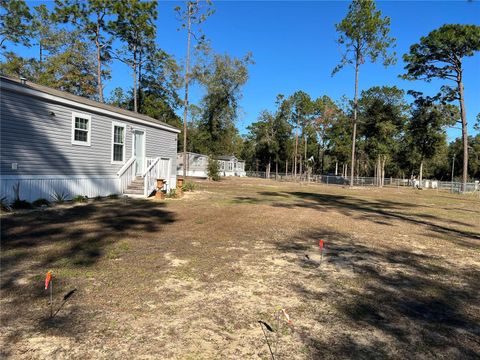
xmin=220 ymin=161 xmax=225 ymax=170
xmin=228 ymin=162 xmax=233 ymax=171
xmin=71 ymin=112 xmax=91 ymax=146
xmin=112 ymin=122 xmax=126 ymax=163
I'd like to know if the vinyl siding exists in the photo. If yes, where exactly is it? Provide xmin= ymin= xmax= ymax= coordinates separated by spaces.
xmin=1 ymin=86 xmax=178 ymax=177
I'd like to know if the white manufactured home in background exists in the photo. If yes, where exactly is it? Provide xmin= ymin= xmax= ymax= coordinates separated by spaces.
xmin=177 ymin=152 xmax=246 ymax=178
xmin=0 ymin=76 xmax=180 ymax=201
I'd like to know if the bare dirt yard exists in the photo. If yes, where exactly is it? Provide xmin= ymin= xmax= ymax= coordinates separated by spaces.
xmin=1 ymin=177 xmax=479 ymax=359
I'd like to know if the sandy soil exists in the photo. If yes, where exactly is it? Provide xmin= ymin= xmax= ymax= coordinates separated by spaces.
xmin=1 ymin=178 xmax=479 ymax=359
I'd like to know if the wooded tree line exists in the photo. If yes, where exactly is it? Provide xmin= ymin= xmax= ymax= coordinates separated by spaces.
xmin=244 ymin=0 xmax=480 ymax=186
xmin=242 ymin=86 xmax=480 ymax=182
xmin=1 ymin=0 xmax=479 ymax=184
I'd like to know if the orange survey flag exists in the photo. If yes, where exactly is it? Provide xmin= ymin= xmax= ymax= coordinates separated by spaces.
xmin=45 ymin=271 xmax=52 ymax=290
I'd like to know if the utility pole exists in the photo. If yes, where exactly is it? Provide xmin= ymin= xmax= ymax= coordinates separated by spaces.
xmin=182 ymin=2 xmax=192 ymax=179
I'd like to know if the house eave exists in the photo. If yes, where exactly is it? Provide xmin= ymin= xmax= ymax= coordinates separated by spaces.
xmin=1 ymin=79 xmax=181 ymax=134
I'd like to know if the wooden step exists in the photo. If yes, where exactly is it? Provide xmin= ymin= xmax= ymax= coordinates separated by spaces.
xmin=124 ymin=188 xmax=144 ymax=195
xmin=127 ymin=184 xmax=144 ymax=189
xmin=123 ymin=177 xmax=145 ymax=196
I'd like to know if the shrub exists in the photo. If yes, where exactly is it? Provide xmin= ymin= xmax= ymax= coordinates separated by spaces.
xmin=182 ymin=181 xmax=196 ymax=192
xmin=9 ymin=182 xmax=33 ymax=210
xmin=52 ymin=191 xmax=69 ymax=204
xmin=207 ymin=157 xmax=221 ymax=181
xmin=11 ymin=199 xmax=33 ymax=210
xmin=166 ymin=189 xmax=178 ymax=198
xmin=1 ymin=196 xmax=12 ymax=212
xmin=72 ymin=195 xmax=88 ymax=203
xmin=107 ymin=194 xmax=119 ymax=199
xmin=32 ymin=198 xmax=51 ymax=207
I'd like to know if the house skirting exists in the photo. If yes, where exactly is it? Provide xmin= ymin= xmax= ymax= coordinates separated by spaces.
xmin=176 ymin=170 xmax=208 ymax=178
xmin=0 ymin=175 xmax=121 ymax=202
xmin=221 ymin=171 xmax=246 ymax=177
xmin=176 ymin=170 xmax=246 ymax=178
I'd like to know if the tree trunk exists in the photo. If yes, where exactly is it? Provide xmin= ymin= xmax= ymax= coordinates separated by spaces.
xmin=419 ymin=160 xmax=424 ymax=188
xmin=381 ymin=156 xmax=386 ymax=187
xmin=276 ymin=161 xmax=278 ymax=180
xmin=294 ymin=124 xmax=299 ymax=178
xmin=304 ymin=135 xmax=308 ymax=174
xmin=39 ymin=40 xmax=43 ymax=63
xmin=335 ymin=161 xmax=338 ymax=176
xmin=377 ymin=159 xmax=380 ymax=187
xmin=138 ymin=52 xmax=143 ymax=113
xmin=182 ymin=4 xmax=192 ymax=179
xmin=285 ymin=159 xmax=288 ymax=176
xmin=321 ymin=149 xmax=324 ymax=175
xmin=95 ymin=26 xmax=104 ymax=103
xmin=299 ymin=155 xmax=303 ymax=177
xmin=350 ymin=59 xmax=359 ymax=187
xmin=377 ymin=158 xmax=380 ymax=187
xmin=457 ymin=75 xmax=468 ymax=192
xmin=133 ymin=45 xmax=138 ymax=113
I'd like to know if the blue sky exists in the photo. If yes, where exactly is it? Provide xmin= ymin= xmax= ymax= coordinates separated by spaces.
xmin=11 ymin=1 xmax=480 ymax=140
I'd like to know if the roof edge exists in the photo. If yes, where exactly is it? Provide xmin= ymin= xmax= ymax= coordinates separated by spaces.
xmin=1 ymin=76 xmax=181 ymax=134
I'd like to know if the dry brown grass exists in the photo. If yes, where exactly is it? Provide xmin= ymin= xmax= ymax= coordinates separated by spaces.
xmin=1 ymin=178 xmax=479 ymax=359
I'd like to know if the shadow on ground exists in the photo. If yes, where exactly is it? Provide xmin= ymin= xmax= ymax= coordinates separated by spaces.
xmin=275 ymin=228 xmax=480 ymax=359
xmin=233 ymin=190 xmax=479 ymax=247
xmin=0 ymin=198 xmax=175 ymax=348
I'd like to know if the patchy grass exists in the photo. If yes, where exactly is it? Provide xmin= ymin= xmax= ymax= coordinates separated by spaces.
xmin=1 ymin=178 xmax=479 ymax=359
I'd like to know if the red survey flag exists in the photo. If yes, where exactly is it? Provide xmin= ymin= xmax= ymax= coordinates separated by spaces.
xmin=319 ymin=239 xmax=324 ymax=251
xmin=45 ymin=271 xmax=52 ymax=290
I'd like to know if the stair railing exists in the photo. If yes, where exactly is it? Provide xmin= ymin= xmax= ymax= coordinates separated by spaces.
xmin=143 ymin=157 xmax=160 ymax=197
xmin=117 ymin=156 xmax=136 ymax=194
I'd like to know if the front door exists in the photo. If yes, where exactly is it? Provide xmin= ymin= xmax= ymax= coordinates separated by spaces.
xmin=133 ymin=130 xmax=145 ymax=176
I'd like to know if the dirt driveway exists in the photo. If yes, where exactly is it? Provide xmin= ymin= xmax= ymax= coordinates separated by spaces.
xmin=1 ymin=178 xmax=479 ymax=359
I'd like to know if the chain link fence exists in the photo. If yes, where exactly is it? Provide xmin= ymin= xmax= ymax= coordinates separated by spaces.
xmin=246 ymin=171 xmax=480 ymax=195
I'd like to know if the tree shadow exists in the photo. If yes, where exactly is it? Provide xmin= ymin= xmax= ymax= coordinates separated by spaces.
xmin=270 ymin=191 xmax=480 ymax=245
xmin=257 ymin=191 xmax=291 ymax=198
xmin=0 ymin=198 xmax=175 ymax=344
xmin=274 ymin=228 xmax=480 ymax=358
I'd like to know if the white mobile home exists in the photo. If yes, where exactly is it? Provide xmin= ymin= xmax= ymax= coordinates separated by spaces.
xmin=177 ymin=152 xmax=246 ymax=178
xmin=0 ymin=76 xmax=180 ymax=201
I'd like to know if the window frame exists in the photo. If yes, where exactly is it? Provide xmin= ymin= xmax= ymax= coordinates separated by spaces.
xmin=71 ymin=112 xmax=92 ymax=146
xmin=111 ymin=121 xmax=126 ymax=164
